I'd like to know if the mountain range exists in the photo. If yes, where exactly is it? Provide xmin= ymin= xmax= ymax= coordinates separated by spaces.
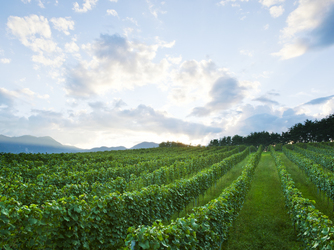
xmin=0 ymin=135 xmax=159 ymax=154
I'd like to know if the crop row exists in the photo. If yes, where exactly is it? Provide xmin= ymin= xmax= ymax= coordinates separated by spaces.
xmin=270 ymin=146 xmax=334 ymax=249
xmin=294 ymin=143 xmax=334 ymax=172
xmin=0 ymin=147 xmax=243 ymax=206
xmin=0 ymin=146 xmax=222 ymax=184
xmin=307 ymin=143 xmax=334 ymax=157
xmin=0 ymin=147 xmax=250 ymax=249
xmin=283 ymin=146 xmax=334 ymax=202
xmin=125 ymin=146 xmax=263 ymax=249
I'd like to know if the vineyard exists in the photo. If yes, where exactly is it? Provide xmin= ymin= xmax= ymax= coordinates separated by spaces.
xmin=1 ymin=143 xmax=334 ymax=249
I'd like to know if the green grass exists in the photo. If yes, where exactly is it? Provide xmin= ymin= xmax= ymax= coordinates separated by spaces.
xmin=169 ymin=154 xmax=251 ymax=221
xmin=279 ymin=152 xmax=334 ymax=221
xmin=222 ymin=152 xmax=301 ymax=250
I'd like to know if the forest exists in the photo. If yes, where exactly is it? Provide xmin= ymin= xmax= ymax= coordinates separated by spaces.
xmin=208 ymin=113 xmax=334 ymax=147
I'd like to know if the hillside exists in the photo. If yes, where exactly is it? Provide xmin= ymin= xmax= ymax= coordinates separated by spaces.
xmin=0 ymin=135 xmax=158 ymax=153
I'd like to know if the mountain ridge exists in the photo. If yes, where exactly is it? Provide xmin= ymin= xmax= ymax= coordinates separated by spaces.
xmin=0 ymin=135 xmax=159 ymax=153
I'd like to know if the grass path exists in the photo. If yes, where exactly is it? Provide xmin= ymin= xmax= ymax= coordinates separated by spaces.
xmin=222 ymin=152 xmax=301 ymax=250
xmin=169 ymin=154 xmax=251 ymax=221
xmin=279 ymin=152 xmax=334 ymax=221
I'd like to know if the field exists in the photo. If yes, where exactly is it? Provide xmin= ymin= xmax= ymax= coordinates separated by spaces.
xmin=1 ymin=143 xmax=334 ymax=249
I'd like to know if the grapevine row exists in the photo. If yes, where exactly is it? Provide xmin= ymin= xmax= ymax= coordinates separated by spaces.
xmin=270 ymin=146 xmax=334 ymax=249
xmin=294 ymin=143 xmax=334 ymax=172
xmin=307 ymin=143 xmax=334 ymax=157
xmin=0 ymin=147 xmax=249 ymax=249
xmin=125 ymin=146 xmax=263 ymax=249
xmin=0 ymin=147 xmax=242 ymax=206
xmin=283 ymin=146 xmax=334 ymax=203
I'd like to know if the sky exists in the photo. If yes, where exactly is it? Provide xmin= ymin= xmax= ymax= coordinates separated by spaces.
xmin=1 ymin=0 xmax=334 ymax=149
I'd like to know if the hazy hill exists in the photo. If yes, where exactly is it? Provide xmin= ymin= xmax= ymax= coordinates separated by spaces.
xmin=0 ymin=135 xmax=81 ymax=154
xmin=130 ymin=142 xmax=159 ymax=149
xmin=87 ymin=146 xmax=127 ymax=152
xmin=0 ymin=135 xmax=158 ymax=153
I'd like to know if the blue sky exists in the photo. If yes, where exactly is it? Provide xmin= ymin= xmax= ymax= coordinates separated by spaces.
xmin=1 ymin=0 xmax=334 ymax=148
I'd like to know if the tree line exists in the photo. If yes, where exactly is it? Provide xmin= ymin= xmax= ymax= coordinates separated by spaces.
xmin=159 ymin=141 xmax=192 ymax=148
xmin=208 ymin=113 xmax=334 ymax=147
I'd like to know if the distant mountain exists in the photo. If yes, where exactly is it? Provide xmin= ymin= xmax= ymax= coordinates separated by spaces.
xmin=130 ymin=142 xmax=159 ymax=149
xmin=87 ymin=146 xmax=127 ymax=152
xmin=0 ymin=135 xmax=82 ymax=154
xmin=0 ymin=135 xmax=159 ymax=153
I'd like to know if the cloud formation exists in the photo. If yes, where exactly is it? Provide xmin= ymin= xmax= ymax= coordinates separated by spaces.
xmin=1 ymin=58 xmax=11 ymax=64
xmin=269 ymin=5 xmax=284 ymax=18
xmin=218 ymin=0 xmax=249 ymax=6
xmin=303 ymin=95 xmax=334 ymax=105
xmin=50 ymin=17 xmax=75 ymax=35
xmin=0 ymin=99 xmax=222 ymax=147
xmin=273 ymin=0 xmax=334 ymax=59
xmin=189 ymin=76 xmax=248 ymax=117
xmin=7 ymin=15 xmax=64 ymax=67
xmin=0 ymin=88 xmax=14 ymax=109
xmin=107 ymin=9 xmax=118 ymax=17
xmin=73 ymin=0 xmax=98 ymax=13
xmin=259 ymin=0 xmax=285 ymax=8
xmin=253 ymin=96 xmax=279 ymax=105
xmin=65 ymin=34 xmax=174 ymax=98
xmin=146 ymin=0 xmax=167 ymax=18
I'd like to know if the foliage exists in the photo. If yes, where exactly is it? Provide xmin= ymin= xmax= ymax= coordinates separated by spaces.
xmin=125 ymin=146 xmax=263 ymax=249
xmin=294 ymin=143 xmax=334 ymax=172
xmin=209 ymin=113 xmax=334 ymax=146
xmin=270 ymin=146 xmax=334 ymax=249
xmin=159 ymin=141 xmax=191 ymax=148
xmin=0 ymin=146 xmax=249 ymax=249
xmin=283 ymin=146 xmax=334 ymax=202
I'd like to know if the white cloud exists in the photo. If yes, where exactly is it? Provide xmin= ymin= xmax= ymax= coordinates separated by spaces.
xmin=166 ymin=55 xmax=182 ymax=64
xmin=273 ymin=0 xmax=334 ymax=59
xmin=272 ymin=41 xmax=308 ymax=59
xmin=21 ymin=0 xmax=31 ymax=3
xmin=73 ymin=0 xmax=98 ymax=13
xmin=32 ymin=53 xmax=65 ymax=67
xmin=65 ymin=40 xmax=80 ymax=53
xmin=7 ymin=16 xmax=56 ymax=54
xmin=240 ymin=49 xmax=253 ymax=57
xmin=169 ymin=59 xmax=225 ymax=105
xmin=7 ymin=15 xmax=51 ymax=42
xmin=0 ymin=101 xmax=222 ymax=148
xmin=37 ymin=0 xmax=45 ymax=8
xmin=1 ymin=58 xmax=11 ymax=64
xmin=0 ymin=87 xmax=49 ymax=111
xmin=269 ymin=5 xmax=284 ymax=18
xmin=123 ymin=27 xmax=134 ymax=37
xmin=50 ymin=17 xmax=75 ymax=35
xmin=218 ymin=0 xmax=249 ymax=6
xmin=109 ymin=0 xmax=118 ymax=2
xmin=264 ymin=24 xmax=269 ymax=30
xmin=281 ymin=0 xmax=333 ymax=40
xmin=259 ymin=0 xmax=285 ymax=7
xmin=107 ymin=9 xmax=118 ymax=17
xmin=7 ymin=15 xmax=64 ymax=67
xmin=124 ymin=17 xmax=138 ymax=26
xmin=65 ymin=34 xmax=173 ymax=98
xmin=189 ymin=77 xmax=259 ymax=117
xmin=146 ymin=0 xmax=167 ymax=18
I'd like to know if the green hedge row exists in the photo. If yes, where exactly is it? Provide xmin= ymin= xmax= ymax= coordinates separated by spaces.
xmin=270 ymin=146 xmax=334 ymax=249
xmin=0 ymin=147 xmax=240 ymax=206
xmin=294 ymin=144 xmax=334 ymax=172
xmin=0 ymin=148 xmax=248 ymax=249
xmin=283 ymin=146 xmax=334 ymax=202
xmin=124 ymin=146 xmax=263 ymax=249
